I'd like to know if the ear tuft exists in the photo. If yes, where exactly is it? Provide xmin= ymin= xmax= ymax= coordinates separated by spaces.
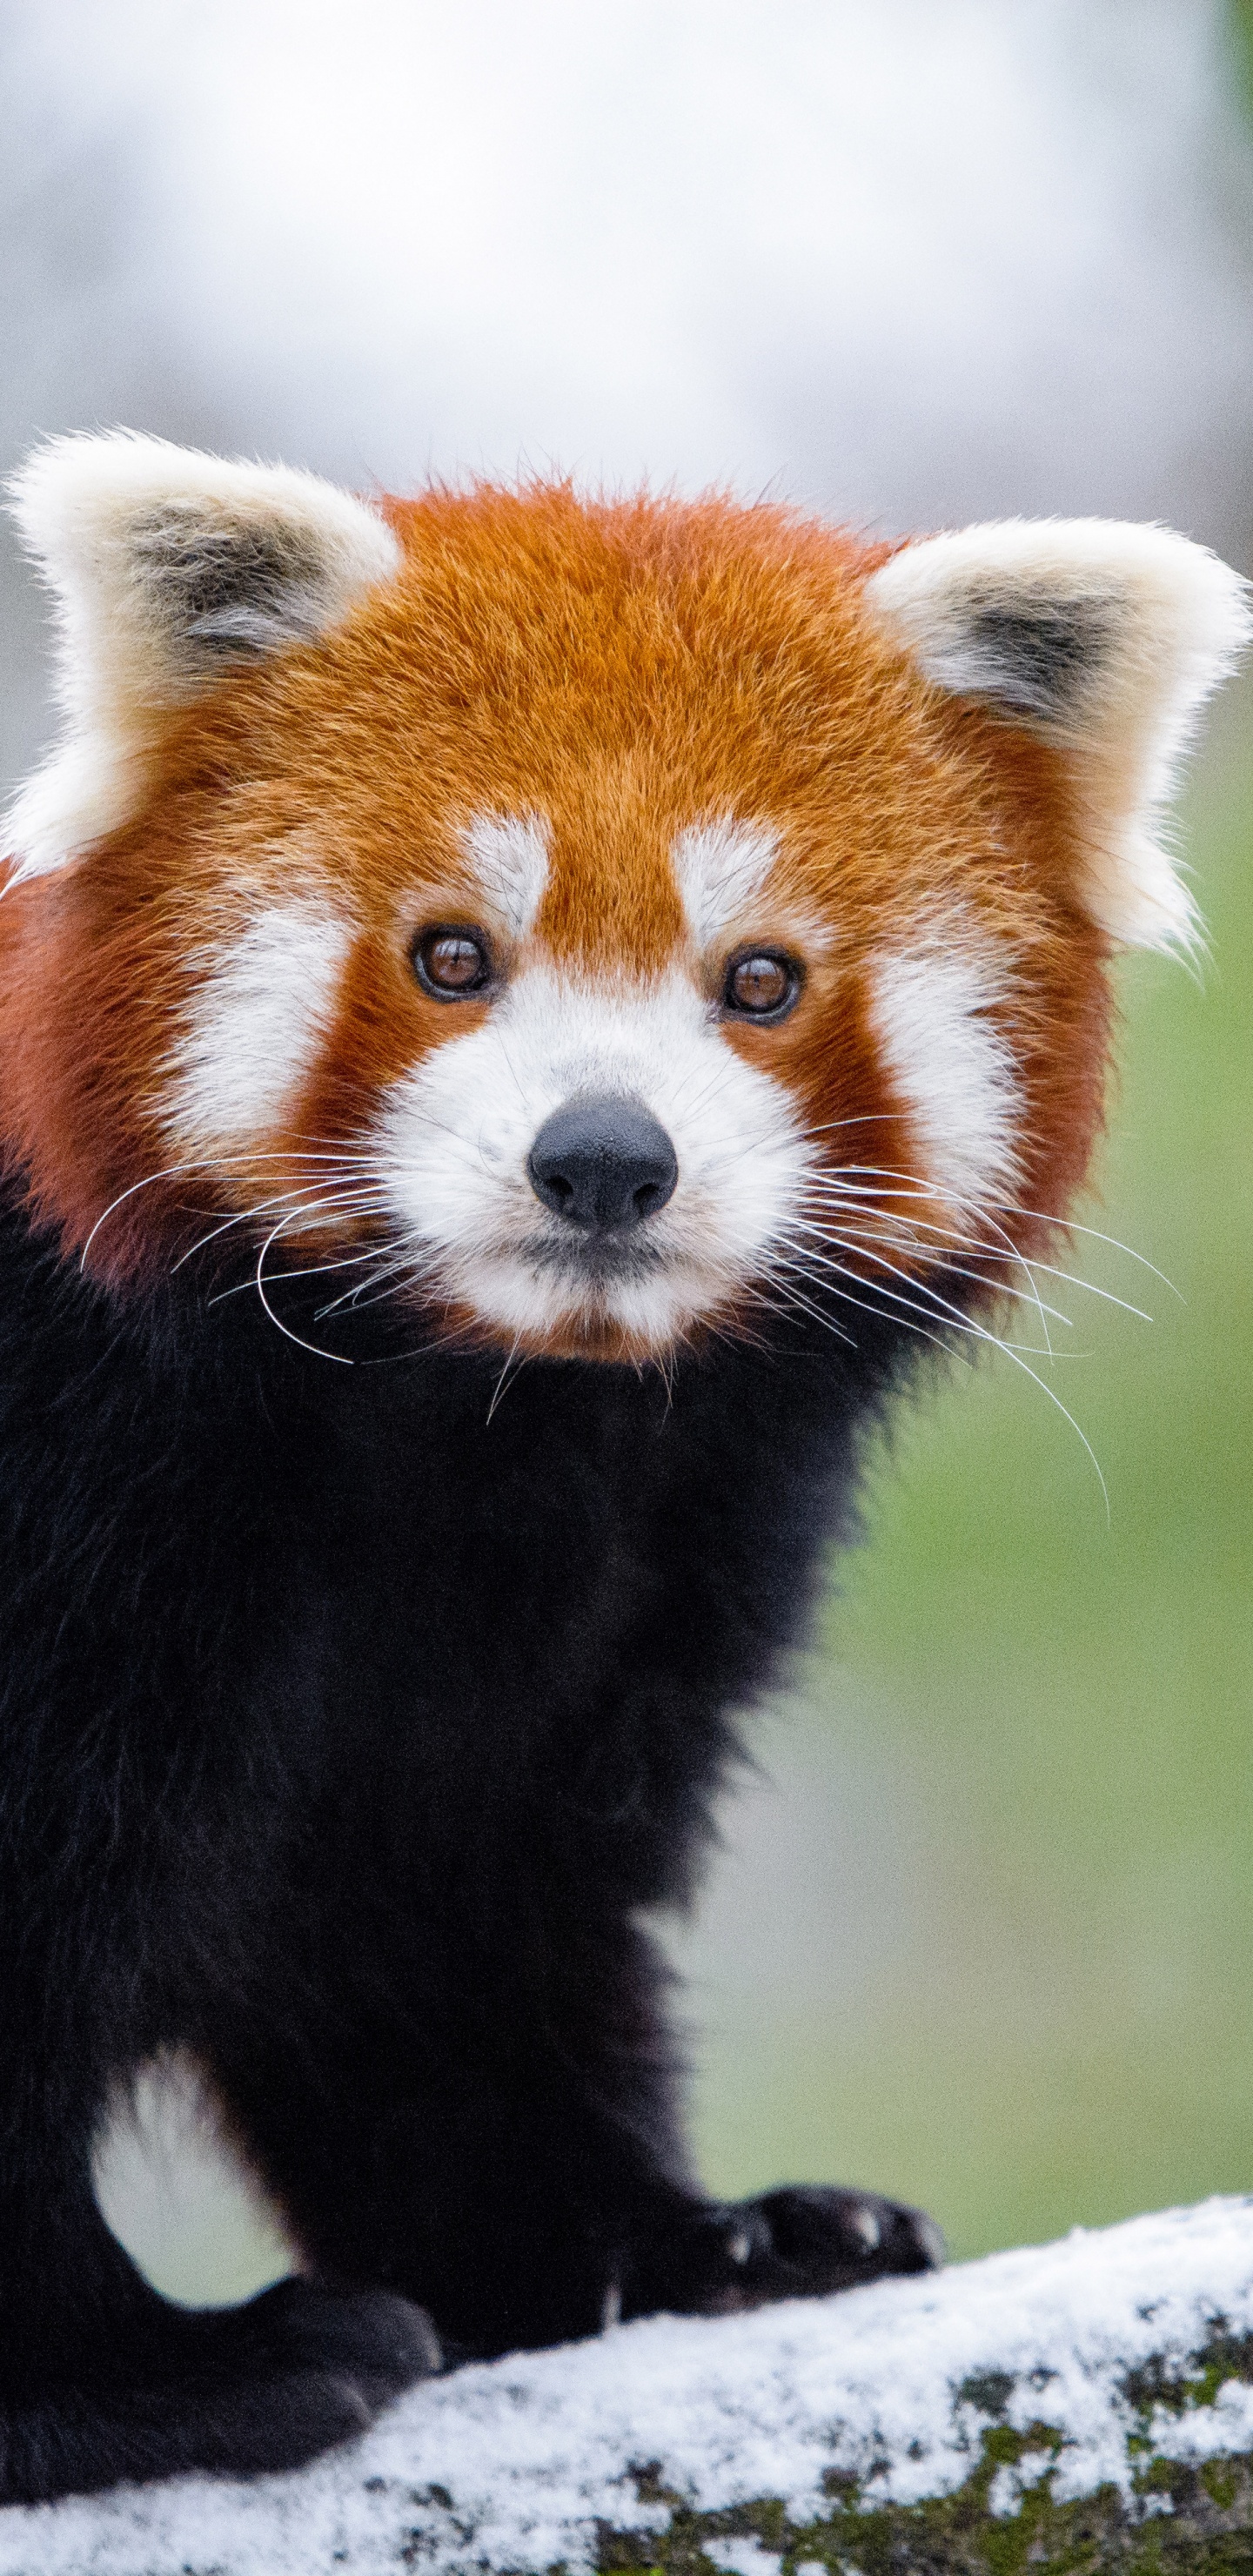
xmin=4 ymin=432 xmax=401 ymax=882
xmin=865 ymin=520 xmax=1250 ymax=952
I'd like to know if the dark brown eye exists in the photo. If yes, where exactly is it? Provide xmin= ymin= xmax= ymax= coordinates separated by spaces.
xmin=723 ymin=949 xmax=801 ymax=1021
xmin=413 ymin=926 xmax=493 ymax=999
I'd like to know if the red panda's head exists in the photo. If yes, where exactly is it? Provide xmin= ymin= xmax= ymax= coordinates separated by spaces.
xmin=0 ymin=435 xmax=1245 ymax=1362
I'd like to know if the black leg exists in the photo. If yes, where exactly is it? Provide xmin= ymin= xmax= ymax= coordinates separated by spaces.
xmin=0 ymin=2090 xmax=439 ymax=2504
xmin=207 ymin=2014 xmax=692 ymax=2358
xmin=203 ymin=1914 xmax=941 ymax=2361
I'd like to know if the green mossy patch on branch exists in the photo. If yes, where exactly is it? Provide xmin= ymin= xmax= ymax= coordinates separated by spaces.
xmin=593 ymin=2446 xmax=1253 ymax=2575
xmin=589 ymin=2324 xmax=1253 ymax=2576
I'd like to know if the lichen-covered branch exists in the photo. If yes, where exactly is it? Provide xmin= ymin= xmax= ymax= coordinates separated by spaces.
xmin=598 ymin=2392 xmax=1253 ymax=2574
xmin=3 ymin=2200 xmax=1253 ymax=2574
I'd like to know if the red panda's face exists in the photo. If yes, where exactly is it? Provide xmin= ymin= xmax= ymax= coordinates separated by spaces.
xmin=1 ymin=457 xmax=1243 ymax=1364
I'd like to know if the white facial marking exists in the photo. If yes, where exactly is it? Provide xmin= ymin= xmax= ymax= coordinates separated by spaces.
xmin=161 ymin=899 xmax=352 ymax=1154
xmin=461 ymin=810 xmax=550 ymax=940
xmin=672 ymin=818 xmax=779 ymax=948
xmin=372 ymin=963 xmax=810 ymax=1348
xmin=868 ymin=932 xmax=1021 ymax=1214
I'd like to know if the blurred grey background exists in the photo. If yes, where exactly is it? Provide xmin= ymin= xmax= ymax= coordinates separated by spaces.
xmin=6 ymin=0 xmax=1253 ymax=796
xmin=2 ymin=0 xmax=1250 ymax=2300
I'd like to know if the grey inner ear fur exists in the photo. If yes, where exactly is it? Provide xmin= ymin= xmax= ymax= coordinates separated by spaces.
xmin=128 ymin=506 xmax=340 ymax=669
xmin=931 ymin=594 xmax=1117 ymax=726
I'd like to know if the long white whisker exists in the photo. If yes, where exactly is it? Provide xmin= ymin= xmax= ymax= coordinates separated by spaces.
xmin=486 ymin=1335 xmax=526 ymax=1424
xmin=770 ymin=1229 xmax=1111 ymax=1513
xmin=275 ymin=1242 xmax=408 ymax=1300
xmin=742 ymin=1269 xmax=864 ymax=1348
xmin=781 ymin=1219 xmax=1075 ymax=1334
xmin=788 ymin=1211 xmax=1072 ymax=1329
xmin=773 ymin=1229 xmax=1083 ymax=1361
xmin=799 ymin=1155 xmax=1164 ymax=1342
xmin=794 ymin=1232 xmax=1056 ymax=1353
xmin=170 ymin=1185 xmax=392 ymax=1273
xmin=762 ymin=1261 xmax=953 ymax=1358
xmin=81 ymin=1160 xmax=228 ymax=1270
xmin=252 ymin=1201 xmax=381 ymax=1365
xmin=803 ymin=1158 xmax=1176 ymax=1294
xmin=314 ymin=1250 xmax=425 ymax=1320
xmin=80 ymin=1144 xmax=392 ymax=1269
xmin=795 ymin=1183 xmax=1156 ymax=1327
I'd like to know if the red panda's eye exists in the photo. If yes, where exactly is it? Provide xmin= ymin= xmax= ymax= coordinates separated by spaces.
xmin=723 ymin=950 xmax=801 ymax=1022
xmin=413 ymin=927 xmax=493 ymax=998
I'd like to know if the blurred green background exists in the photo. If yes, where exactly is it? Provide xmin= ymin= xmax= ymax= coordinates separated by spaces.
xmin=675 ymin=672 xmax=1253 ymax=2260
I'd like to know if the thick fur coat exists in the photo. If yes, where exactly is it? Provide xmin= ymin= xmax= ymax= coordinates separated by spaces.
xmin=0 ymin=439 xmax=1243 ymax=2501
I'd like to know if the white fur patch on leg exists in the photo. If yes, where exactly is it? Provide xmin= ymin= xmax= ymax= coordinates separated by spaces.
xmin=92 ymin=2054 xmax=296 ymax=2307
xmin=158 ymin=898 xmax=352 ymax=1156
xmin=461 ymin=811 xmax=550 ymax=939
xmin=868 ymin=934 xmax=1021 ymax=1223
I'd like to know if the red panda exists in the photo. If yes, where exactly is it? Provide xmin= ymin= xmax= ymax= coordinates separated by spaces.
xmin=0 ymin=432 xmax=1243 ymax=2503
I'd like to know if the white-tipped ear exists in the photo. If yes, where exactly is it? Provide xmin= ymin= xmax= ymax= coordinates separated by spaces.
xmin=4 ymin=432 xmax=402 ymax=882
xmin=864 ymin=520 xmax=1250 ymax=952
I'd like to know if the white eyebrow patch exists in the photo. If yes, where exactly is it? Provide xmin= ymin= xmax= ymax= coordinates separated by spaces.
xmin=461 ymin=810 xmax=550 ymax=939
xmin=160 ymin=898 xmax=352 ymax=1153
xmin=672 ymin=817 xmax=779 ymax=947
xmin=868 ymin=934 xmax=1022 ymax=1213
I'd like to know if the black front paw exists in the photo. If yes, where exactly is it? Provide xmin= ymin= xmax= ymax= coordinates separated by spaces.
xmin=622 ymin=2184 xmax=941 ymax=2320
xmin=747 ymin=2184 xmax=942 ymax=2292
xmin=227 ymin=2277 xmax=444 ymax=2412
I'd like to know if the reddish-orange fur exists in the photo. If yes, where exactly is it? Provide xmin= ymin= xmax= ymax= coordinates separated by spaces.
xmin=0 ymin=483 xmax=1111 ymax=1321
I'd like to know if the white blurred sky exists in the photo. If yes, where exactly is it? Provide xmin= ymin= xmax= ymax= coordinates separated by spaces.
xmin=3 ymin=0 xmax=1253 ymax=779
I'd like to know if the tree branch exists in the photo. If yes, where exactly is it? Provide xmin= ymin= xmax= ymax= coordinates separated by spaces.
xmin=3 ymin=2199 xmax=1253 ymax=2572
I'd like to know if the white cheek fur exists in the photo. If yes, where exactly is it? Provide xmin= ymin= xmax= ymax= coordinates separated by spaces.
xmin=158 ymin=900 xmax=352 ymax=1156
xmin=372 ymin=964 xmax=811 ymax=1345
xmin=867 ymin=934 xmax=1022 ymax=1218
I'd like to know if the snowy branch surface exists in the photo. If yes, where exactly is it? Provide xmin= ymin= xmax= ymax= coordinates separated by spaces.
xmin=6 ymin=2199 xmax=1253 ymax=2574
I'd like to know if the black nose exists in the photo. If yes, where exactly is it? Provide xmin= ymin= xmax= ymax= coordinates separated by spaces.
xmin=527 ymin=1095 xmax=679 ymax=1231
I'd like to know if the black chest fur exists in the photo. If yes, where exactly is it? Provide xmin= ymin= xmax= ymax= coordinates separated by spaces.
xmin=0 ymin=1192 xmax=924 ymax=2425
xmin=0 ymin=1203 xmax=899 ymax=1934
